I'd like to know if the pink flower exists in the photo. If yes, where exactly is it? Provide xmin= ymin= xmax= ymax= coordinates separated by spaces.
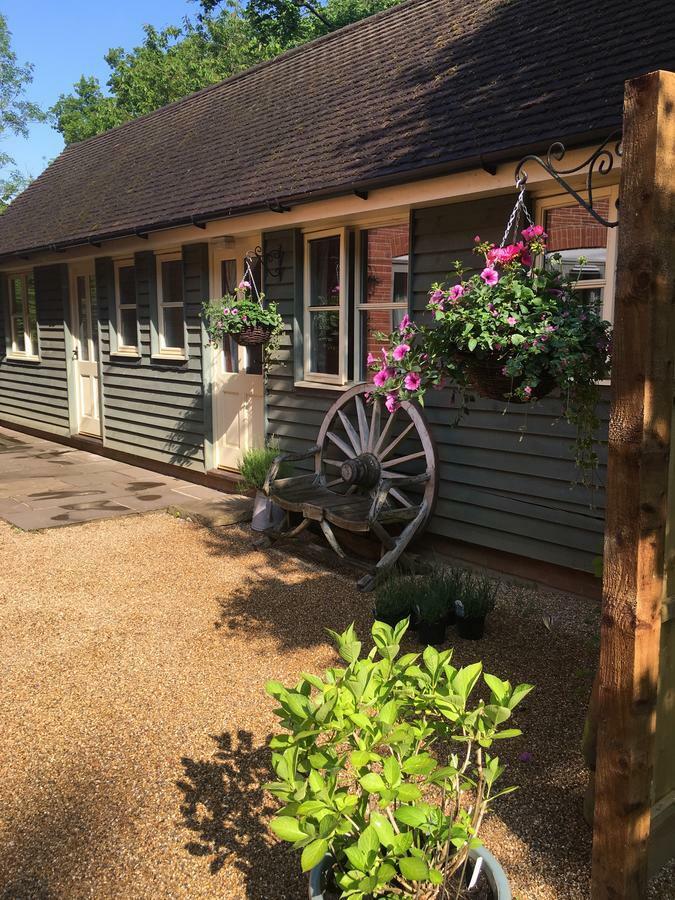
xmin=507 ymin=316 xmax=518 ymax=326
xmin=373 ymin=366 xmax=395 ymax=387
xmin=223 ymin=308 xmax=231 ymax=315
xmin=392 ymin=343 xmax=410 ymax=361
xmin=429 ymin=289 xmax=444 ymax=303
xmin=366 ymin=352 xmax=377 ymax=366
xmin=474 ymin=235 xmax=481 ymax=243
xmin=449 ymin=284 xmax=465 ymax=301
xmin=521 ymin=250 xmax=533 ymax=267
xmin=481 ymin=267 xmax=499 ymax=286
xmin=238 ymin=280 xmax=251 ymax=290
xmin=523 ymin=386 xmax=533 ymax=396
xmin=399 ymin=314 xmax=412 ymax=333
xmin=404 ymin=372 xmax=421 ymax=391
xmin=385 ymin=393 xmax=400 ymax=413
xmin=522 ymin=224 xmax=547 ymax=241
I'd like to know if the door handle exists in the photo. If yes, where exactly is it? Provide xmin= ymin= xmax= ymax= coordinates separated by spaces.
xmin=72 ymin=348 xmax=79 ymax=359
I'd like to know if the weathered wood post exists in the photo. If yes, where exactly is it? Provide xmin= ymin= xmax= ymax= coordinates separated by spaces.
xmin=591 ymin=70 xmax=675 ymax=898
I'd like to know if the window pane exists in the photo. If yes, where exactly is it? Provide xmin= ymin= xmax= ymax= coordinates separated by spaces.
xmin=162 ymin=305 xmax=184 ymax=349
xmin=310 ymin=310 xmax=340 ymax=375
xmin=26 ymin=277 xmax=37 ymax=353
xmin=77 ymin=275 xmax=90 ymax=361
xmin=119 ymin=265 xmax=136 ymax=305
xmin=360 ymin=308 xmax=406 ymax=375
xmin=119 ymin=308 xmax=137 ymax=347
xmin=309 ymin=236 xmax=340 ymax=307
xmin=162 ymin=259 xmax=183 ymax=303
xmin=10 ymin=276 xmax=24 ymax=316
xmin=221 ymin=259 xmax=237 ymax=295
xmin=363 ymin=225 xmax=409 ymax=304
xmin=12 ymin=316 xmax=25 ymax=352
xmin=544 ymin=200 xmax=608 ymax=281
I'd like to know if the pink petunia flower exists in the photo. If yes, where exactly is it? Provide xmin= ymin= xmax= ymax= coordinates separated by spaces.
xmin=449 ymin=284 xmax=465 ymax=301
xmin=366 ymin=352 xmax=377 ymax=366
xmin=523 ymin=386 xmax=533 ymax=396
xmin=399 ymin=314 xmax=412 ymax=333
xmin=507 ymin=316 xmax=518 ymax=326
xmin=429 ymin=289 xmax=444 ymax=304
xmin=522 ymin=224 xmax=547 ymax=241
xmin=392 ymin=343 xmax=411 ymax=361
xmin=521 ymin=250 xmax=533 ymax=267
xmin=238 ymin=280 xmax=251 ymax=290
xmin=385 ymin=393 xmax=400 ymax=413
xmin=404 ymin=371 xmax=421 ymax=391
xmin=373 ymin=366 xmax=395 ymax=387
xmin=474 ymin=235 xmax=481 ymax=243
xmin=481 ymin=267 xmax=499 ymax=286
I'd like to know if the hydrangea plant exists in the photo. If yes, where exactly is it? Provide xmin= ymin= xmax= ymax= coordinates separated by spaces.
xmin=368 ymin=226 xmax=611 ymax=482
xmin=265 ymin=619 xmax=532 ymax=898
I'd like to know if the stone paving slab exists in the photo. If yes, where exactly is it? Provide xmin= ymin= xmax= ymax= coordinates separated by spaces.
xmin=0 ymin=426 xmax=253 ymax=531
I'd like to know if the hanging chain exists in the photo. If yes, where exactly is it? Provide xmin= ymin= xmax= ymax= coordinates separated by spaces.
xmin=500 ymin=176 xmax=535 ymax=248
xmin=243 ymin=255 xmax=264 ymax=307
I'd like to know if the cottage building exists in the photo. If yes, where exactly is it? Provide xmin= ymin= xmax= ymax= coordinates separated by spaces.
xmin=1 ymin=0 xmax=674 ymax=588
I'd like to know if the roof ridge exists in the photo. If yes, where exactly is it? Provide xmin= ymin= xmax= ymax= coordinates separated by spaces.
xmin=61 ymin=0 xmax=427 ymax=156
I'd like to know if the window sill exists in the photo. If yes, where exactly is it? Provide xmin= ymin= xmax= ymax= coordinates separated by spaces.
xmin=151 ymin=353 xmax=187 ymax=362
xmin=110 ymin=350 xmax=141 ymax=360
xmin=6 ymin=353 xmax=40 ymax=363
xmin=294 ymin=380 xmax=358 ymax=392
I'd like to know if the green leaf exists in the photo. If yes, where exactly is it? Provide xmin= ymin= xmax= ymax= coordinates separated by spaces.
xmin=376 ymin=862 xmax=397 ymax=885
xmin=301 ymin=838 xmax=328 ymax=872
xmin=483 ymin=673 xmax=509 ymax=703
xmin=399 ymin=856 xmax=429 ymax=881
xmin=360 ymin=772 xmax=386 ymax=793
xmin=344 ymin=844 xmax=367 ymax=872
xmin=453 ymin=662 xmax=483 ymax=702
xmin=383 ymin=756 xmax=401 ymax=787
xmin=509 ymin=682 xmax=535 ymax=709
xmin=370 ymin=811 xmax=395 ymax=847
xmin=270 ymin=816 xmax=306 ymax=843
xmin=401 ymin=753 xmax=436 ymax=775
xmin=350 ymin=750 xmax=372 ymax=770
xmin=379 ymin=699 xmax=399 ymax=726
xmin=396 ymin=782 xmax=422 ymax=802
xmin=394 ymin=805 xmax=428 ymax=827
xmin=358 ymin=825 xmax=379 ymax=857
xmin=493 ymin=728 xmax=523 ymax=739
xmin=511 ymin=333 xmax=526 ymax=345
xmin=467 ymin=337 xmax=478 ymax=351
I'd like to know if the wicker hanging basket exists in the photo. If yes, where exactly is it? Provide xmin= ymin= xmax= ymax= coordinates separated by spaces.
xmin=233 ymin=324 xmax=274 ymax=346
xmin=455 ymin=351 xmax=556 ymax=403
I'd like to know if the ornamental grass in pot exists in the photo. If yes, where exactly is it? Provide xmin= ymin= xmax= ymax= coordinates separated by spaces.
xmin=455 ymin=573 xmax=499 ymax=641
xmin=238 ymin=443 xmax=289 ymax=531
xmin=265 ymin=620 xmax=532 ymax=899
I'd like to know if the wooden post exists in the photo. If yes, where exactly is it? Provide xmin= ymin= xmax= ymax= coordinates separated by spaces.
xmin=592 ymin=70 xmax=675 ymax=898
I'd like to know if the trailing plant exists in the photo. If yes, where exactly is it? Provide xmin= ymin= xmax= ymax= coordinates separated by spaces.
xmin=238 ymin=441 xmax=290 ymax=492
xmin=265 ymin=619 xmax=533 ymax=898
xmin=374 ymin=575 xmax=415 ymax=626
xmin=202 ymin=279 xmax=284 ymax=367
xmin=367 ymin=225 xmax=611 ymax=485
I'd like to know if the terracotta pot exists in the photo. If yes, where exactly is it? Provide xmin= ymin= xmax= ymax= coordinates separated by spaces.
xmin=233 ymin=324 xmax=273 ymax=346
xmin=455 ymin=352 xmax=555 ymax=403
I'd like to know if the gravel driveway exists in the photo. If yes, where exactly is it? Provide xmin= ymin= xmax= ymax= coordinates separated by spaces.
xmin=0 ymin=513 xmax=672 ymax=899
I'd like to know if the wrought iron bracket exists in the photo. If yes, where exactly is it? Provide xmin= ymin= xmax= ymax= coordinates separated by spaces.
xmin=514 ymin=130 xmax=622 ymax=228
xmin=249 ymin=244 xmax=285 ymax=281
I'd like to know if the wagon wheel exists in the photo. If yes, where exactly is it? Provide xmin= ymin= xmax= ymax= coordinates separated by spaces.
xmin=315 ymin=384 xmax=438 ymax=580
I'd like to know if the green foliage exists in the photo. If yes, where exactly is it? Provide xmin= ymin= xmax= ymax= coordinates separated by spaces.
xmin=0 ymin=167 xmax=32 ymax=213
xmin=51 ymin=1 xmax=405 ymax=145
xmin=202 ymin=284 xmax=285 ymax=372
xmin=238 ymin=441 xmax=290 ymax=491
xmin=373 ymin=575 xmax=414 ymax=625
xmin=265 ymin=619 xmax=533 ymax=897
xmin=456 ymin=571 xmax=499 ymax=620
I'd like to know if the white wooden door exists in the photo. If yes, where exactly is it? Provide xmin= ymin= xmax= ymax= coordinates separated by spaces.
xmin=210 ymin=238 xmax=265 ymax=471
xmin=70 ymin=263 xmax=101 ymax=437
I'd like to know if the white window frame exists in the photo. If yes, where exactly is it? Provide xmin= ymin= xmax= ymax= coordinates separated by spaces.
xmin=303 ymin=227 xmax=348 ymax=385
xmin=6 ymin=271 xmax=39 ymax=360
xmin=155 ymin=251 xmax=186 ymax=359
xmin=354 ymin=221 xmax=409 ymax=382
xmin=535 ymin=185 xmax=619 ymax=324
xmin=113 ymin=258 xmax=139 ymax=356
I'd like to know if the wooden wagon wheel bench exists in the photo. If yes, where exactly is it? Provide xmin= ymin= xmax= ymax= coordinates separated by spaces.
xmin=263 ymin=384 xmax=438 ymax=591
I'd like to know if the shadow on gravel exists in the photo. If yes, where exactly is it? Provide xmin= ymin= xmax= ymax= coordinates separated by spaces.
xmin=177 ymin=730 xmax=300 ymax=898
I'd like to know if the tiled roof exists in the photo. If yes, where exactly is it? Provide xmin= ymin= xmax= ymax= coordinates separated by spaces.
xmin=2 ymin=0 xmax=675 ymax=255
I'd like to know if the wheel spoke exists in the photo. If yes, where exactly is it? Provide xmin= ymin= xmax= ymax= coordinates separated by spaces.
xmin=374 ymin=408 xmax=398 ymax=455
xmin=390 ymin=488 xmax=412 ymax=508
xmin=379 ymin=421 xmax=416 ymax=462
xmin=368 ymin=397 xmax=381 ymax=452
xmin=323 ymin=458 xmax=345 ymax=469
xmin=355 ymin=395 xmax=370 ymax=451
xmin=327 ymin=430 xmax=356 ymax=459
xmin=337 ymin=410 xmax=362 ymax=455
xmin=382 ymin=450 xmax=427 ymax=469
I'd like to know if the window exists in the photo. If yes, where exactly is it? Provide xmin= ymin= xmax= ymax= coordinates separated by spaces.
xmin=156 ymin=253 xmax=185 ymax=356
xmin=113 ymin=259 xmax=138 ymax=353
xmin=356 ymin=224 xmax=409 ymax=380
xmin=7 ymin=272 xmax=38 ymax=358
xmin=537 ymin=187 xmax=618 ymax=323
xmin=304 ymin=229 xmax=346 ymax=383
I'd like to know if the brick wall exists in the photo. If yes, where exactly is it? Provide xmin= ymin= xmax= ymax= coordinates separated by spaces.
xmin=545 ymin=197 xmax=609 ymax=251
xmin=363 ymin=224 xmax=409 ymax=362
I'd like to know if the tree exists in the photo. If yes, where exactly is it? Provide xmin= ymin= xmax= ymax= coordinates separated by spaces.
xmin=52 ymin=0 xmax=403 ymax=145
xmin=0 ymin=13 xmax=44 ymax=209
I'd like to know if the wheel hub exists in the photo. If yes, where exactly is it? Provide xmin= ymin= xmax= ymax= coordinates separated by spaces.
xmin=340 ymin=452 xmax=381 ymax=488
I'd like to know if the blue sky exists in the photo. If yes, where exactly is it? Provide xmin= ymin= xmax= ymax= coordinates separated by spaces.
xmin=3 ymin=0 xmax=194 ymax=178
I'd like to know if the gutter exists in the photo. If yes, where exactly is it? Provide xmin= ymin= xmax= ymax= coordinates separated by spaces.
xmin=0 ymin=125 xmax=620 ymax=263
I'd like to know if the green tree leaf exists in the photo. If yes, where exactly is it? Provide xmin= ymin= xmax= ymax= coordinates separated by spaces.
xmin=399 ymin=856 xmax=429 ymax=880
xmin=301 ymin=837 xmax=328 ymax=872
xmin=270 ymin=816 xmax=306 ymax=843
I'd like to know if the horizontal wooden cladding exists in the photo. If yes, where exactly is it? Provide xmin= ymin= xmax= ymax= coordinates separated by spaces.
xmin=0 ymin=263 xmax=70 ymax=435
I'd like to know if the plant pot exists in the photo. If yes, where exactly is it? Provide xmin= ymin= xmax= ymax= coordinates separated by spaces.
xmin=417 ymin=619 xmax=447 ymax=646
xmin=233 ymin=324 xmax=274 ymax=346
xmin=309 ymin=846 xmax=512 ymax=899
xmin=454 ymin=352 xmax=555 ymax=403
xmin=457 ymin=615 xmax=486 ymax=640
xmin=372 ymin=607 xmax=411 ymax=628
xmin=251 ymin=490 xmax=285 ymax=532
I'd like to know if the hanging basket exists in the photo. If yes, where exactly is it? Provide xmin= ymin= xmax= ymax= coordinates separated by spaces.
xmin=454 ymin=351 xmax=556 ymax=403
xmin=233 ymin=324 xmax=274 ymax=346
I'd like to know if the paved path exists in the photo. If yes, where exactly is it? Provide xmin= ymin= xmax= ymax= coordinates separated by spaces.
xmin=0 ymin=427 xmax=252 ymax=530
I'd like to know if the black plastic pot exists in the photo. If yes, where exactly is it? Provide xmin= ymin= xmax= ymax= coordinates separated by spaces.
xmin=417 ymin=620 xmax=447 ymax=646
xmin=457 ymin=615 xmax=486 ymax=640
xmin=372 ymin=608 xmax=411 ymax=628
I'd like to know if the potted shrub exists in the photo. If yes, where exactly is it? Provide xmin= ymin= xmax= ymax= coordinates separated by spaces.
xmin=367 ymin=226 xmax=611 ymax=484
xmin=414 ymin=585 xmax=450 ymax=646
xmin=238 ymin=443 xmax=289 ymax=532
xmin=266 ymin=620 xmax=532 ymax=899
xmin=373 ymin=575 xmax=414 ymax=628
xmin=202 ymin=280 xmax=284 ymax=358
xmin=456 ymin=573 xmax=499 ymax=641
